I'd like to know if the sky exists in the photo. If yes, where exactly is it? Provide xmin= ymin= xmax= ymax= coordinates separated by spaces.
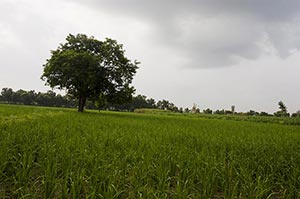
xmin=1 ymin=0 xmax=300 ymax=113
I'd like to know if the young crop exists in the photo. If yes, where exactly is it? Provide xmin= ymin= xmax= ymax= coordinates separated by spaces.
xmin=1 ymin=104 xmax=300 ymax=198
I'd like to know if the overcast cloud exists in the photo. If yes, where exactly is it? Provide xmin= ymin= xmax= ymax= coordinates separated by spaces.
xmin=72 ymin=0 xmax=300 ymax=67
xmin=0 ymin=0 xmax=300 ymax=113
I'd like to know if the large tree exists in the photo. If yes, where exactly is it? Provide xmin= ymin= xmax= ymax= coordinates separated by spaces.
xmin=41 ymin=34 xmax=139 ymax=112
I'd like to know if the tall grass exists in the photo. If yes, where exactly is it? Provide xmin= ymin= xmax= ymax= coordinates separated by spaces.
xmin=1 ymin=104 xmax=300 ymax=198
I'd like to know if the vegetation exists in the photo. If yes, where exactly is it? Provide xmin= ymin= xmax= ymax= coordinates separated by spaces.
xmin=1 ymin=27 xmax=299 ymax=198
xmin=135 ymin=108 xmax=300 ymax=126
xmin=274 ymin=101 xmax=290 ymax=117
xmin=0 ymin=88 xmax=179 ymax=112
xmin=41 ymin=34 xmax=139 ymax=112
xmin=1 ymin=104 xmax=300 ymax=198
xmin=0 ymin=88 xmax=76 ymax=107
xmin=3 ymin=86 xmax=300 ymax=118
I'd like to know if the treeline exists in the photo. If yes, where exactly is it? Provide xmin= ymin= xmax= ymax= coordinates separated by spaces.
xmin=0 ymin=88 xmax=180 ymax=112
xmin=107 ymin=95 xmax=180 ymax=112
xmin=195 ymin=102 xmax=300 ymax=118
xmin=0 ymin=88 xmax=76 ymax=107
xmin=1 ymin=88 xmax=299 ymax=117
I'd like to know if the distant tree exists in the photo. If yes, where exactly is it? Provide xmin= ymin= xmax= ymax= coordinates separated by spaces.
xmin=15 ymin=90 xmax=29 ymax=104
xmin=41 ymin=33 xmax=139 ymax=112
xmin=247 ymin=110 xmax=259 ymax=116
xmin=203 ymin=108 xmax=213 ymax=114
xmin=291 ymin=110 xmax=300 ymax=118
xmin=36 ymin=92 xmax=49 ymax=106
xmin=157 ymin=100 xmax=169 ymax=110
xmin=54 ymin=94 xmax=66 ymax=107
xmin=146 ymin=98 xmax=156 ymax=108
xmin=137 ymin=95 xmax=154 ymax=108
xmin=95 ymin=93 xmax=108 ymax=110
xmin=214 ymin=109 xmax=225 ymax=115
xmin=12 ymin=89 xmax=23 ymax=103
xmin=184 ymin=108 xmax=189 ymax=113
xmin=101 ymin=94 xmax=159 ymax=111
xmin=0 ymin=86 xmax=182 ymax=113
xmin=225 ymin=110 xmax=232 ymax=114
xmin=274 ymin=101 xmax=289 ymax=117
xmin=279 ymin=101 xmax=287 ymax=112
xmin=15 ymin=90 xmax=36 ymax=105
xmin=172 ymin=106 xmax=179 ymax=112
xmin=27 ymin=90 xmax=37 ymax=105
xmin=120 ymin=95 xmax=154 ymax=111
xmin=168 ymin=103 xmax=177 ymax=112
xmin=1 ymin=88 xmax=14 ymax=103
xmin=0 ymin=88 xmax=76 ymax=108
xmin=179 ymin=107 xmax=183 ymax=113
xmin=259 ymin=111 xmax=271 ymax=117
xmin=156 ymin=99 xmax=180 ymax=112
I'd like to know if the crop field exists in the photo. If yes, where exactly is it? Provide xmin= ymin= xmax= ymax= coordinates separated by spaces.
xmin=1 ymin=104 xmax=300 ymax=198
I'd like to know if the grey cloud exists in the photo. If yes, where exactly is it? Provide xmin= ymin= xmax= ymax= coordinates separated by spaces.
xmin=72 ymin=0 xmax=300 ymax=20
xmin=1 ymin=0 xmax=300 ymax=112
xmin=70 ymin=0 xmax=300 ymax=67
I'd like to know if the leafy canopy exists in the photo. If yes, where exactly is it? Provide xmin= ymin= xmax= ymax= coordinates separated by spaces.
xmin=41 ymin=34 xmax=139 ymax=111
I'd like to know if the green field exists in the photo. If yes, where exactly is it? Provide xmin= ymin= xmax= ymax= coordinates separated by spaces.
xmin=1 ymin=104 xmax=300 ymax=198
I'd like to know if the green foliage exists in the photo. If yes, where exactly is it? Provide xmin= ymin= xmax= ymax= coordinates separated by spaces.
xmin=157 ymin=99 xmax=177 ymax=111
xmin=1 ymin=104 xmax=300 ymax=198
xmin=41 ymin=34 xmax=139 ymax=112
xmin=0 ymin=88 xmax=75 ymax=107
xmin=278 ymin=101 xmax=287 ymax=113
xmin=203 ymin=108 xmax=213 ymax=114
xmin=105 ymin=95 xmax=180 ymax=112
xmin=291 ymin=111 xmax=300 ymax=118
xmin=105 ymin=94 xmax=157 ymax=111
xmin=95 ymin=93 xmax=108 ymax=109
xmin=1 ymin=88 xmax=13 ymax=103
xmin=214 ymin=109 xmax=225 ymax=115
xmin=247 ymin=110 xmax=259 ymax=116
xmin=0 ymin=88 xmax=182 ymax=113
xmin=274 ymin=101 xmax=289 ymax=117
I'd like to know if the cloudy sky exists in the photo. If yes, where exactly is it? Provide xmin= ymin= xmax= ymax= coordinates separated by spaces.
xmin=1 ymin=0 xmax=300 ymax=113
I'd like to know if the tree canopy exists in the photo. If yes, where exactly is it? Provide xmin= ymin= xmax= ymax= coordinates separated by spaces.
xmin=274 ymin=101 xmax=289 ymax=117
xmin=41 ymin=34 xmax=139 ymax=112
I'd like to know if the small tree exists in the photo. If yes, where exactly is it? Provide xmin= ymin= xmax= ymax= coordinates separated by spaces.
xmin=291 ymin=110 xmax=300 ymax=117
xmin=274 ymin=101 xmax=289 ymax=117
xmin=214 ymin=109 xmax=225 ymax=115
xmin=203 ymin=108 xmax=213 ymax=114
xmin=247 ymin=110 xmax=259 ymax=116
xmin=279 ymin=101 xmax=287 ymax=113
xmin=260 ymin=111 xmax=271 ymax=117
xmin=95 ymin=93 xmax=108 ymax=110
xmin=42 ymin=34 xmax=139 ymax=112
xmin=1 ymin=88 xmax=14 ymax=103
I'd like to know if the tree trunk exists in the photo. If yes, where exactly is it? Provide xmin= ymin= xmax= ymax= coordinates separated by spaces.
xmin=78 ymin=96 xmax=87 ymax=112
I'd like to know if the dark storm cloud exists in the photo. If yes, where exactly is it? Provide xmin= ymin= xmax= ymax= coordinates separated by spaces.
xmin=71 ymin=0 xmax=300 ymax=67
